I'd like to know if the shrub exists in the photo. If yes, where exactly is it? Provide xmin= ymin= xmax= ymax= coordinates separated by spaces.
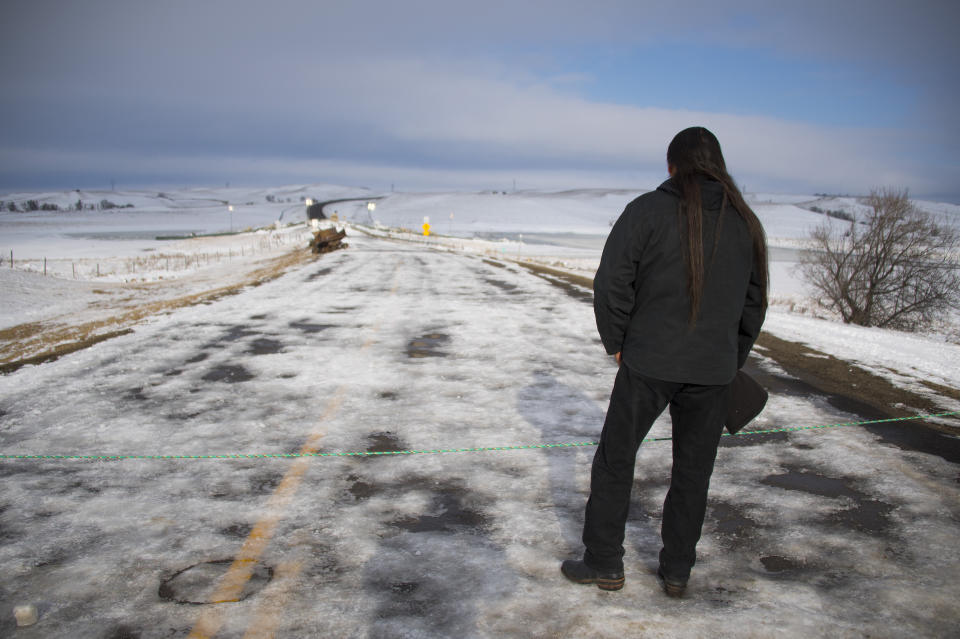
xmin=799 ymin=188 xmax=960 ymax=329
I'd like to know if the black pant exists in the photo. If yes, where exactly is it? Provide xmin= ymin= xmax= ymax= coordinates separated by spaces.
xmin=582 ymin=365 xmax=729 ymax=580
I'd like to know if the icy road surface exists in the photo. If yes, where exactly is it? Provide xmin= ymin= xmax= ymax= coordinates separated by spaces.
xmin=1 ymin=235 xmax=958 ymax=638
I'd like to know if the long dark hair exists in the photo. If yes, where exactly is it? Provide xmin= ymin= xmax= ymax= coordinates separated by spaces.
xmin=666 ymin=126 xmax=768 ymax=324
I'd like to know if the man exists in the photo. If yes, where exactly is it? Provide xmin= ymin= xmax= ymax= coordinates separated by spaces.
xmin=561 ymin=127 xmax=768 ymax=595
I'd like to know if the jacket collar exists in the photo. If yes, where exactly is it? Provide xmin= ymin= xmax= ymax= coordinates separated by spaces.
xmin=657 ymin=176 xmax=726 ymax=210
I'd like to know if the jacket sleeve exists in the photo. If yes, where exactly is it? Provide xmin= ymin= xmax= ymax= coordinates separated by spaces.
xmin=737 ymin=256 xmax=766 ymax=369
xmin=593 ymin=207 xmax=642 ymax=355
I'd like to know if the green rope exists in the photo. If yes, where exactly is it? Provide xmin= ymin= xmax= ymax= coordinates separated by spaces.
xmin=0 ymin=411 xmax=956 ymax=462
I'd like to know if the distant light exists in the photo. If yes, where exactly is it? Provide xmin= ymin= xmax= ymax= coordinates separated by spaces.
xmin=367 ymin=202 xmax=376 ymax=212
xmin=305 ymin=198 xmax=314 ymax=206
xmin=228 ymin=205 xmax=234 ymax=212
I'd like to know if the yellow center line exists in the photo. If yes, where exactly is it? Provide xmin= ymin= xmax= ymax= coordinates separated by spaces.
xmin=241 ymin=560 xmax=306 ymax=639
xmin=188 ymin=260 xmax=401 ymax=638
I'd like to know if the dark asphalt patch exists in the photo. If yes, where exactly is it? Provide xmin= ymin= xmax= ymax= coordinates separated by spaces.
xmin=104 ymin=624 xmax=141 ymax=639
xmin=219 ymin=523 xmax=253 ymax=539
xmin=378 ymin=390 xmax=399 ymax=400
xmin=346 ymin=474 xmax=379 ymax=501
xmin=186 ymin=352 xmax=209 ymax=364
xmin=761 ymin=470 xmax=861 ymax=499
xmin=125 ymin=387 xmax=149 ymax=402
xmin=221 ymin=325 xmax=259 ymax=342
xmin=366 ymin=432 xmax=405 ymax=453
xmin=203 ymin=325 xmax=258 ymax=350
xmin=389 ymin=488 xmax=490 ymax=534
xmin=250 ymin=472 xmax=284 ymax=494
xmin=246 ymin=338 xmax=285 ymax=355
xmin=406 ymin=333 xmax=449 ymax=358
xmin=169 ymin=412 xmax=205 ymax=424
xmin=710 ymin=500 xmax=763 ymax=541
xmin=720 ymin=430 xmax=791 ymax=447
xmin=484 ymin=278 xmax=519 ymax=293
xmin=201 ymin=364 xmax=255 ymax=383
xmin=288 ymin=320 xmax=335 ymax=334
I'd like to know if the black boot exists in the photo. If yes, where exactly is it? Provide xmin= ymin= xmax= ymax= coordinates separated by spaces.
xmin=560 ymin=559 xmax=625 ymax=591
xmin=656 ymin=567 xmax=687 ymax=598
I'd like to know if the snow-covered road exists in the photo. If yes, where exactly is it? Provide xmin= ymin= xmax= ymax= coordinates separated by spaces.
xmin=1 ymin=235 xmax=958 ymax=638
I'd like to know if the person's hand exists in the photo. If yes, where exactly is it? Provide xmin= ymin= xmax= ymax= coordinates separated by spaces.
xmin=614 ymin=352 xmax=622 ymax=366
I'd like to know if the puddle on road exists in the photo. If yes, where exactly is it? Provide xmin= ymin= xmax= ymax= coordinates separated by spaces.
xmin=829 ymin=498 xmax=895 ymax=534
xmin=202 ymin=325 xmax=258 ymax=350
xmin=366 ymin=432 xmax=405 ymax=453
xmin=760 ymin=555 xmax=807 ymax=573
xmin=201 ymin=364 xmax=255 ymax=383
xmin=484 ymin=277 xmax=519 ymax=293
xmin=406 ymin=333 xmax=450 ymax=358
xmin=159 ymin=559 xmax=273 ymax=605
xmin=761 ymin=470 xmax=861 ymax=499
xmin=710 ymin=501 xmax=762 ymax=539
xmin=761 ymin=469 xmax=895 ymax=534
xmin=389 ymin=489 xmax=490 ymax=534
xmin=220 ymin=325 xmax=258 ymax=342
xmin=306 ymin=267 xmax=333 ymax=282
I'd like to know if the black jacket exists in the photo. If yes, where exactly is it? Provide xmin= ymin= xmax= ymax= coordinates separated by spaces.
xmin=594 ymin=177 xmax=765 ymax=385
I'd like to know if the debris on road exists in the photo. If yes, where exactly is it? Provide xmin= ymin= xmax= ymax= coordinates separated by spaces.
xmin=309 ymin=227 xmax=348 ymax=254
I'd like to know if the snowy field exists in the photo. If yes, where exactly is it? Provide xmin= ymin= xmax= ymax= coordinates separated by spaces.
xmin=1 ymin=185 xmax=959 ymax=637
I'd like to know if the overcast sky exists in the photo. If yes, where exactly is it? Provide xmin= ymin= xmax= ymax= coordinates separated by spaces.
xmin=1 ymin=0 xmax=958 ymax=200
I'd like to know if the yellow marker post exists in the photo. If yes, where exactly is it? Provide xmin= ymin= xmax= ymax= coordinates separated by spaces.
xmin=422 ymin=223 xmax=431 ymax=236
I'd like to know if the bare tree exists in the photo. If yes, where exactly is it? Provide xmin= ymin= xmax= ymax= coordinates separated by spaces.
xmin=799 ymin=188 xmax=960 ymax=330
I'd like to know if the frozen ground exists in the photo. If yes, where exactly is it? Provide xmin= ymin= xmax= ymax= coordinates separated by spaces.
xmin=0 ymin=186 xmax=958 ymax=637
